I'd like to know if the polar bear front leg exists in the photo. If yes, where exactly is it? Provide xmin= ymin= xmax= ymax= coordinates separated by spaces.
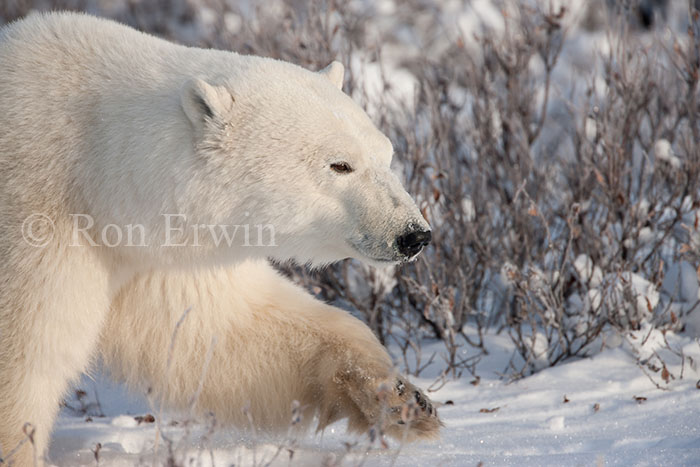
xmin=0 ymin=245 xmax=112 ymax=467
xmin=101 ymin=260 xmax=441 ymax=442
xmin=309 ymin=306 xmax=442 ymax=441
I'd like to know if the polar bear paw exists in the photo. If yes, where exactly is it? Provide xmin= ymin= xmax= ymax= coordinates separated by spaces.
xmin=378 ymin=376 xmax=443 ymax=441
xmin=338 ymin=370 xmax=443 ymax=442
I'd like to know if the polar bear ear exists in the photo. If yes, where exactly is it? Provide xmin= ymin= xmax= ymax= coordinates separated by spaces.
xmin=319 ymin=61 xmax=345 ymax=90
xmin=180 ymin=78 xmax=234 ymax=130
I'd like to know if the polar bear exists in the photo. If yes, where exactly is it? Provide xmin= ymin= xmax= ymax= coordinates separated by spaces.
xmin=0 ymin=11 xmax=439 ymax=466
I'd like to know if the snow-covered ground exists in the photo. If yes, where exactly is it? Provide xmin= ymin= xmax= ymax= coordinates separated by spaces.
xmin=49 ymin=326 xmax=700 ymax=466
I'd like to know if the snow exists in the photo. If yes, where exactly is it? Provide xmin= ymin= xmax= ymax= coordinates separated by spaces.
xmin=461 ymin=198 xmax=476 ymax=223
xmin=349 ymin=53 xmax=418 ymax=117
xmin=573 ymin=254 xmax=602 ymax=287
xmin=654 ymin=139 xmax=681 ymax=169
xmin=662 ymin=261 xmax=700 ymax=304
xmin=49 ymin=327 xmax=700 ymax=466
xmin=457 ymin=0 xmax=505 ymax=52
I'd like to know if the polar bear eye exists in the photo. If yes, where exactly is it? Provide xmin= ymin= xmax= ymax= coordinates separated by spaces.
xmin=330 ymin=162 xmax=354 ymax=174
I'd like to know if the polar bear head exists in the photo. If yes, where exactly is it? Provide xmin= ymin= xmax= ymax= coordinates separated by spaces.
xmin=180 ymin=59 xmax=430 ymax=266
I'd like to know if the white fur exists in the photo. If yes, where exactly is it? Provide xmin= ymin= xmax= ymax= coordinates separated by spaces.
xmin=0 ymin=12 xmax=436 ymax=465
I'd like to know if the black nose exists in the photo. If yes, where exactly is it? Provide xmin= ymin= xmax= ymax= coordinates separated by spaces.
xmin=396 ymin=229 xmax=432 ymax=257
